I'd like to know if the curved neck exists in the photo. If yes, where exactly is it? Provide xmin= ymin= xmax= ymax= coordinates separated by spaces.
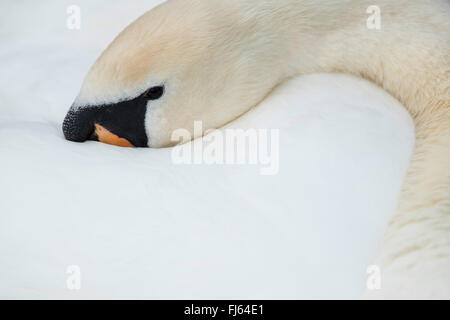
xmin=221 ymin=0 xmax=448 ymax=115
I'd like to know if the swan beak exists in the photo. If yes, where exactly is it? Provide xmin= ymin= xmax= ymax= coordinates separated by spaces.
xmin=62 ymin=97 xmax=149 ymax=148
xmin=92 ymin=124 xmax=134 ymax=148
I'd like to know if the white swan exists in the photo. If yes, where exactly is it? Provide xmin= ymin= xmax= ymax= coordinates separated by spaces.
xmin=63 ymin=0 xmax=450 ymax=298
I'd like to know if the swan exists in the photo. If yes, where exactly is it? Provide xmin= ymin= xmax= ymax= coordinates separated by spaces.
xmin=62 ymin=0 xmax=450 ymax=298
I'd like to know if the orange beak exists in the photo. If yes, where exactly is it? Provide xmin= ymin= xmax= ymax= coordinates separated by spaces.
xmin=94 ymin=124 xmax=135 ymax=148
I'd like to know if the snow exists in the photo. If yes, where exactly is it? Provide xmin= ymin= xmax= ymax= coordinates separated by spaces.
xmin=0 ymin=0 xmax=414 ymax=299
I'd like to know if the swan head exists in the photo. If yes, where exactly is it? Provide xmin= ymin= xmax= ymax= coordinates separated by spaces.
xmin=63 ymin=1 xmax=281 ymax=148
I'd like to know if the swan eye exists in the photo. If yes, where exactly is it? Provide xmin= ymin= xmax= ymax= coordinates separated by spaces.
xmin=144 ymin=86 xmax=164 ymax=100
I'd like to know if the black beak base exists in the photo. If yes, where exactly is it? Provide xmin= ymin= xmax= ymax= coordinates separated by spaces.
xmin=62 ymin=95 xmax=149 ymax=148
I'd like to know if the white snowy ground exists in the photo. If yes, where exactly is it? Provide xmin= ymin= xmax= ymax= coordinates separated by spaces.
xmin=0 ymin=1 xmax=414 ymax=299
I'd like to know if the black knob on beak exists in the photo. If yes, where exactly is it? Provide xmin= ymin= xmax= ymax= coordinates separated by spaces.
xmin=62 ymin=96 xmax=149 ymax=147
xmin=62 ymin=106 xmax=98 ymax=143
